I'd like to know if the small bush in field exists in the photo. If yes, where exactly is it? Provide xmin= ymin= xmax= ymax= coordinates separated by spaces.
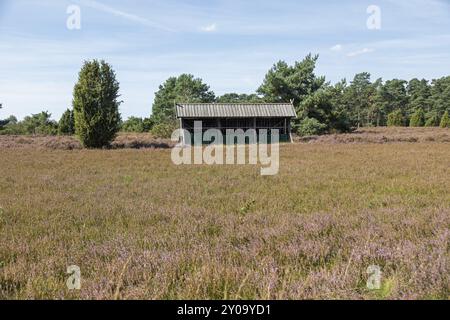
xmin=440 ymin=111 xmax=450 ymax=128
xmin=22 ymin=111 xmax=58 ymax=135
xmin=151 ymin=122 xmax=176 ymax=139
xmin=142 ymin=117 xmax=155 ymax=132
xmin=387 ymin=110 xmax=405 ymax=127
xmin=297 ymin=117 xmax=327 ymax=136
xmin=425 ymin=114 xmax=440 ymax=127
xmin=121 ymin=117 xmax=144 ymax=133
xmin=409 ymin=108 xmax=425 ymax=127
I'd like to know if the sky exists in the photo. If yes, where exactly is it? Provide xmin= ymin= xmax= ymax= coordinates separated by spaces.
xmin=0 ymin=0 xmax=449 ymax=120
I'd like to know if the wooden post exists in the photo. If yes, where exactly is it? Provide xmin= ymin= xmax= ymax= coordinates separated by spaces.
xmin=288 ymin=119 xmax=293 ymax=143
xmin=179 ymin=118 xmax=185 ymax=146
xmin=253 ymin=117 xmax=257 ymax=143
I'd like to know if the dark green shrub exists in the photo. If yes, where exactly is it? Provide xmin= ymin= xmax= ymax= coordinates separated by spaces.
xmin=0 ymin=116 xmax=23 ymax=135
xmin=297 ymin=117 xmax=327 ymax=136
xmin=73 ymin=60 xmax=122 ymax=148
xmin=142 ymin=117 xmax=155 ymax=132
xmin=58 ymin=109 xmax=75 ymax=135
xmin=0 ymin=116 xmax=15 ymax=131
xmin=21 ymin=111 xmax=58 ymax=135
xmin=409 ymin=108 xmax=425 ymax=127
xmin=387 ymin=110 xmax=405 ymax=127
xmin=151 ymin=122 xmax=176 ymax=139
xmin=121 ymin=117 xmax=144 ymax=133
xmin=425 ymin=113 xmax=440 ymax=127
xmin=440 ymin=111 xmax=450 ymax=128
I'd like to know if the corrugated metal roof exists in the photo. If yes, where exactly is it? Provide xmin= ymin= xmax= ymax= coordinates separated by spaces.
xmin=176 ymin=103 xmax=297 ymax=118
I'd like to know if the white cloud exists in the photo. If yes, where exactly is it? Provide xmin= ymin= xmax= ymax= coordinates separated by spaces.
xmin=201 ymin=23 xmax=217 ymax=32
xmin=347 ymin=48 xmax=374 ymax=57
xmin=330 ymin=44 xmax=342 ymax=52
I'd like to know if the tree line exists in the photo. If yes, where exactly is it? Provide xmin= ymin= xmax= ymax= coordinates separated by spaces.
xmin=1 ymin=55 xmax=449 ymax=148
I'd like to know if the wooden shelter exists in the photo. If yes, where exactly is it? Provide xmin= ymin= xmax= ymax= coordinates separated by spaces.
xmin=176 ymin=103 xmax=297 ymax=144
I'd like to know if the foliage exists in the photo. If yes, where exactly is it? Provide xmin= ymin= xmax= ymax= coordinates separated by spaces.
xmin=4 ymin=115 xmax=17 ymax=125
xmin=299 ymin=89 xmax=333 ymax=126
xmin=142 ymin=117 xmax=155 ymax=132
xmin=409 ymin=108 xmax=425 ymax=127
xmin=344 ymin=73 xmax=379 ymax=127
xmin=0 ymin=113 xmax=59 ymax=135
xmin=151 ymin=74 xmax=215 ymax=124
xmin=430 ymin=76 xmax=450 ymax=117
xmin=257 ymin=54 xmax=353 ymax=134
xmin=24 ymin=111 xmax=59 ymax=135
xmin=257 ymin=54 xmax=325 ymax=110
xmin=0 ymin=104 xmax=8 ymax=130
xmin=440 ymin=111 xmax=450 ymax=128
xmin=121 ymin=117 xmax=144 ymax=133
xmin=374 ymin=79 xmax=408 ymax=125
xmin=0 ymin=118 xmax=11 ymax=130
xmin=297 ymin=117 xmax=327 ymax=136
xmin=4 ymin=56 xmax=450 ymax=138
xmin=151 ymin=122 xmax=176 ymax=139
xmin=299 ymin=86 xmax=352 ymax=134
xmin=58 ymin=109 xmax=75 ymax=135
xmin=215 ymin=93 xmax=264 ymax=104
xmin=387 ymin=110 xmax=405 ymax=127
xmin=73 ymin=60 xmax=122 ymax=148
xmin=121 ymin=117 xmax=155 ymax=133
xmin=325 ymin=81 xmax=353 ymax=133
xmin=0 ymin=116 xmax=23 ymax=135
xmin=407 ymin=78 xmax=431 ymax=113
xmin=424 ymin=113 xmax=440 ymax=127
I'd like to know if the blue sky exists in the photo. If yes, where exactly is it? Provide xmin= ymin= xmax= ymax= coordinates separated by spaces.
xmin=0 ymin=0 xmax=449 ymax=120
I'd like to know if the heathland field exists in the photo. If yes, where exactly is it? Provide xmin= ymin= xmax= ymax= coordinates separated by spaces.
xmin=0 ymin=128 xmax=449 ymax=299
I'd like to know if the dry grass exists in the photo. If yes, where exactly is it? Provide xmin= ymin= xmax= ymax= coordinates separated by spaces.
xmin=1 ymin=127 xmax=449 ymax=151
xmin=296 ymin=127 xmax=450 ymax=144
xmin=0 ymin=133 xmax=174 ymax=150
xmin=0 ymin=128 xmax=449 ymax=300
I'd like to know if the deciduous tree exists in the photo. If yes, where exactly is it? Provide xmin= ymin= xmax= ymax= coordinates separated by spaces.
xmin=151 ymin=74 xmax=215 ymax=124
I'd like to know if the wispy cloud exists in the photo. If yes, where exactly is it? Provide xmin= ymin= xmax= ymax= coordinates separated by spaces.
xmin=347 ymin=48 xmax=374 ymax=57
xmin=330 ymin=44 xmax=342 ymax=52
xmin=200 ymin=23 xmax=217 ymax=32
xmin=75 ymin=0 xmax=175 ymax=32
